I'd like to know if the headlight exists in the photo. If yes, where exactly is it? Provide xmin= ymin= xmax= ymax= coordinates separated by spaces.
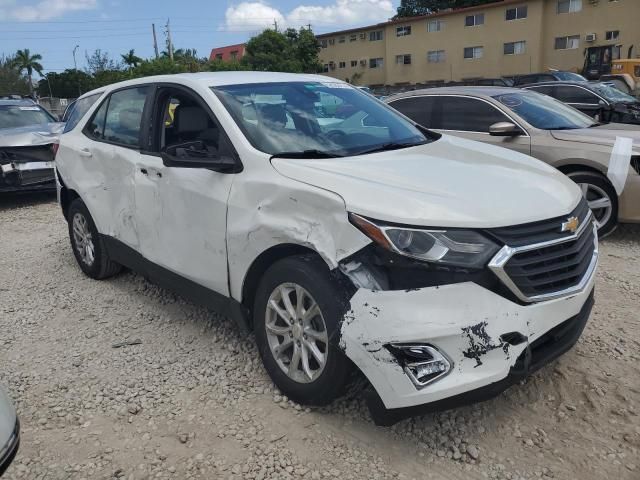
xmin=349 ymin=213 xmax=499 ymax=269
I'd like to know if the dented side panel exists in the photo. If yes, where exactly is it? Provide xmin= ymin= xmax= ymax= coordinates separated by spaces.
xmin=340 ymin=278 xmax=595 ymax=410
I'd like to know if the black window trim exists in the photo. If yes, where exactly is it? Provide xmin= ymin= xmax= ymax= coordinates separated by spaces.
xmin=524 ymin=84 xmax=609 ymax=107
xmin=142 ymin=82 xmax=243 ymax=172
xmin=389 ymin=93 xmax=530 ymax=136
xmin=82 ymin=84 xmax=153 ymax=151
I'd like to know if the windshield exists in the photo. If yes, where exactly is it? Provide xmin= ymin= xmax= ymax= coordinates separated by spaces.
xmin=554 ymin=72 xmax=587 ymax=82
xmin=0 ymin=105 xmax=56 ymax=129
xmin=212 ymin=81 xmax=428 ymax=157
xmin=493 ymin=91 xmax=595 ymax=130
xmin=590 ymin=83 xmax=637 ymax=103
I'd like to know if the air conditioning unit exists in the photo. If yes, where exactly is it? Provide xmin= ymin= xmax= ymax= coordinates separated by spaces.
xmin=360 ymin=59 xmax=367 ymax=66
xmin=585 ymin=33 xmax=597 ymax=42
xmin=359 ymin=33 xmax=366 ymax=40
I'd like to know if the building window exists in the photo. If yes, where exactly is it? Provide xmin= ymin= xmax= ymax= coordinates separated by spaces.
xmin=338 ymin=36 xmax=346 ymax=43
xmin=557 ymin=0 xmax=582 ymax=13
xmin=338 ymin=61 xmax=346 ymax=68
xmin=323 ymin=64 xmax=329 ymax=73
xmin=369 ymin=57 xmax=384 ymax=68
xmin=215 ymin=53 xmax=223 ymax=60
xmin=396 ymin=25 xmax=412 ymax=36
xmin=395 ymin=54 xmax=412 ymax=65
xmin=504 ymin=41 xmax=526 ymax=55
xmin=465 ymin=13 xmax=484 ymax=26
xmin=427 ymin=19 xmax=444 ymax=32
xmin=349 ymin=34 xmax=357 ymax=42
xmin=427 ymin=50 xmax=446 ymax=63
xmin=464 ymin=46 xmax=484 ymax=59
xmin=329 ymin=38 xmax=335 ymax=45
xmin=555 ymin=35 xmax=580 ymax=49
xmin=606 ymin=30 xmax=620 ymax=41
xmin=350 ymin=60 xmax=358 ymax=67
xmin=505 ymin=6 xmax=528 ymax=20
xmin=369 ymin=30 xmax=383 ymax=41
xmin=230 ymin=51 xmax=238 ymax=60
xmin=320 ymin=39 xmax=328 ymax=48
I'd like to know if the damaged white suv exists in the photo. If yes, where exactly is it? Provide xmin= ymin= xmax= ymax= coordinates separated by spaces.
xmin=55 ymin=73 xmax=598 ymax=425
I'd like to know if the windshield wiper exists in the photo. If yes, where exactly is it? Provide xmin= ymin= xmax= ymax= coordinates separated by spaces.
xmin=353 ymin=141 xmax=425 ymax=156
xmin=270 ymin=149 xmax=344 ymax=159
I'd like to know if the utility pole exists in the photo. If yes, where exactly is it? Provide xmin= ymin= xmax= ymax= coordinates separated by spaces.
xmin=166 ymin=18 xmax=174 ymax=61
xmin=273 ymin=19 xmax=278 ymax=32
xmin=152 ymin=23 xmax=159 ymax=59
xmin=72 ymin=44 xmax=79 ymax=70
xmin=307 ymin=23 xmax=312 ymax=31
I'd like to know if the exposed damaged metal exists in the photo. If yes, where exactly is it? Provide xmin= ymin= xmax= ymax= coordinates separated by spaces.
xmin=461 ymin=321 xmax=510 ymax=368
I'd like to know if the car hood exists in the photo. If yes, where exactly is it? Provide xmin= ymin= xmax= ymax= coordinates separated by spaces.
xmin=550 ymin=124 xmax=640 ymax=149
xmin=271 ymin=135 xmax=581 ymax=228
xmin=0 ymin=122 xmax=64 ymax=147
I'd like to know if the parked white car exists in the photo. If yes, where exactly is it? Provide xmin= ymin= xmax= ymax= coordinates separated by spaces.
xmin=0 ymin=386 xmax=19 ymax=476
xmin=55 ymin=73 xmax=597 ymax=425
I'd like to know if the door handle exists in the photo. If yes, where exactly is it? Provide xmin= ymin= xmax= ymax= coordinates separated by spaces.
xmin=79 ymin=148 xmax=92 ymax=158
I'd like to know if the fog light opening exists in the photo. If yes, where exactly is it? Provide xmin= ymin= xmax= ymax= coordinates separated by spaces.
xmin=387 ymin=344 xmax=452 ymax=389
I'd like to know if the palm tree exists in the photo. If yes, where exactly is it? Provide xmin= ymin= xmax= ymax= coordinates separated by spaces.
xmin=121 ymin=49 xmax=142 ymax=70
xmin=12 ymin=49 xmax=43 ymax=96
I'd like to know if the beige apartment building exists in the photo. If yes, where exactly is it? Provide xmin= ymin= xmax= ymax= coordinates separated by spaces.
xmin=317 ymin=0 xmax=640 ymax=88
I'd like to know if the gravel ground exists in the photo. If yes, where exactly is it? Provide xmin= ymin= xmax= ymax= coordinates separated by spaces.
xmin=0 ymin=194 xmax=638 ymax=480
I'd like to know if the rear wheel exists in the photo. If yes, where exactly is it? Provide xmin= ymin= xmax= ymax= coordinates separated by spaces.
xmin=567 ymin=171 xmax=618 ymax=237
xmin=253 ymin=255 xmax=351 ymax=405
xmin=68 ymin=198 xmax=121 ymax=279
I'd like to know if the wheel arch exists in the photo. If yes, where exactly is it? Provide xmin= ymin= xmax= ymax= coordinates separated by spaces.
xmin=239 ymin=243 xmax=329 ymax=328
xmin=56 ymin=169 xmax=80 ymax=220
xmin=555 ymin=161 xmax=607 ymax=177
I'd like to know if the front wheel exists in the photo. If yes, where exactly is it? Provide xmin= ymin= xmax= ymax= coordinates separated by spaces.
xmin=567 ymin=171 xmax=618 ymax=238
xmin=253 ymin=255 xmax=352 ymax=406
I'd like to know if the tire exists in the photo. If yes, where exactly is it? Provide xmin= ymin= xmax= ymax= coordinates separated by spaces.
xmin=567 ymin=171 xmax=618 ymax=238
xmin=253 ymin=254 xmax=352 ymax=406
xmin=67 ymin=198 xmax=121 ymax=279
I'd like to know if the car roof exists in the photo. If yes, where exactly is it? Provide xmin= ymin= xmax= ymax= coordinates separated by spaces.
xmin=386 ymin=86 xmax=521 ymax=101
xmin=0 ymin=98 xmax=38 ymax=106
xmin=78 ymin=72 xmax=345 ymax=100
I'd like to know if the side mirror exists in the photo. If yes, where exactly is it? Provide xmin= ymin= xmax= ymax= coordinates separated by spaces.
xmin=161 ymin=141 xmax=239 ymax=173
xmin=489 ymin=122 xmax=523 ymax=137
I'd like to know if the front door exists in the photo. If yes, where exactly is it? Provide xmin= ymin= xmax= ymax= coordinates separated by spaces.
xmin=135 ymin=85 xmax=236 ymax=296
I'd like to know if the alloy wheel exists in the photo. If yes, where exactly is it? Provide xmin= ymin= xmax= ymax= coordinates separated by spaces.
xmin=579 ymin=182 xmax=613 ymax=229
xmin=265 ymin=283 xmax=329 ymax=384
xmin=72 ymin=212 xmax=95 ymax=266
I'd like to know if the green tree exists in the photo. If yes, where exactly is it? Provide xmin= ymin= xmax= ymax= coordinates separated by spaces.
xmin=85 ymin=49 xmax=121 ymax=75
xmin=0 ymin=55 xmax=30 ymax=96
xmin=12 ymin=48 xmax=43 ymax=96
xmin=243 ymin=27 xmax=321 ymax=73
xmin=37 ymin=69 xmax=95 ymax=98
xmin=396 ymin=0 xmax=499 ymax=17
xmin=121 ymin=49 xmax=143 ymax=70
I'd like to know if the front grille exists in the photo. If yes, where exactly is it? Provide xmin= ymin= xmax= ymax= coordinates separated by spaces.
xmin=503 ymin=224 xmax=595 ymax=297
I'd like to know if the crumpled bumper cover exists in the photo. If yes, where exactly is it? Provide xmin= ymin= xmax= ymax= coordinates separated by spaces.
xmin=340 ymin=270 xmax=596 ymax=426
xmin=0 ymin=419 xmax=20 ymax=477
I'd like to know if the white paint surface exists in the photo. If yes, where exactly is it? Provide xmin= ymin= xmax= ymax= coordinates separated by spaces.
xmin=608 ymin=136 xmax=633 ymax=195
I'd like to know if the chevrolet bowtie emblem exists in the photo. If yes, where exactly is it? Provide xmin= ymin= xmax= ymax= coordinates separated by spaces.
xmin=561 ymin=216 xmax=580 ymax=233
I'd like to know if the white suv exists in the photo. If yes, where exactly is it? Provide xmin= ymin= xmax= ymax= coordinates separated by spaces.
xmin=55 ymin=73 xmax=598 ymax=425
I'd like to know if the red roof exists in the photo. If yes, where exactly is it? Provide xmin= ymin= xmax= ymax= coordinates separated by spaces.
xmin=210 ymin=43 xmax=246 ymax=62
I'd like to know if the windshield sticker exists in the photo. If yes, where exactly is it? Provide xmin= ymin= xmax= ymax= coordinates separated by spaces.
xmin=318 ymin=82 xmax=351 ymax=89
xmin=18 ymin=106 xmax=41 ymax=111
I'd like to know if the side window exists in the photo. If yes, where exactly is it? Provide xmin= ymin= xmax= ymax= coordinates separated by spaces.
xmin=439 ymin=97 xmax=510 ymax=132
xmin=157 ymin=88 xmax=225 ymax=157
xmin=527 ymin=85 xmax=555 ymax=96
xmin=389 ymin=97 xmax=440 ymax=129
xmin=63 ymin=93 xmax=101 ymax=133
xmin=103 ymin=87 xmax=149 ymax=147
xmin=555 ymin=86 xmax=600 ymax=104
xmin=85 ymin=97 xmax=109 ymax=139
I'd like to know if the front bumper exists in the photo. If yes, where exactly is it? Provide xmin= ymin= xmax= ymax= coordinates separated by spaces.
xmin=0 ymin=419 xmax=20 ymax=477
xmin=340 ymin=263 xmax=597 ymax=425
xmin=0 ymin=161 xmax=55 ymax=193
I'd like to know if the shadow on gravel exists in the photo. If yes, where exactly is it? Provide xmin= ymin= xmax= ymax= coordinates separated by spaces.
xmin=605 ymin=222 xmax=640 ymax=242
xmin=0 ymin=191 xmax=56 ymax=212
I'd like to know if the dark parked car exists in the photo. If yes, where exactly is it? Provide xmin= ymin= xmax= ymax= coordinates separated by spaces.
xmin=512 ymin=71 xmax=586 ymax=86
xmin=523 ymin=81 xmax=640 ymax=125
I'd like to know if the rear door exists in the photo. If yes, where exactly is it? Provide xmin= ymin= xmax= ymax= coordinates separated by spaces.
xmin=67 ymin=85 xmax=151 ymax=249
xmin=389 ymin=95 xmax=531 ymax=155
xmin=134 ymin=84 xmax=237 ymax=296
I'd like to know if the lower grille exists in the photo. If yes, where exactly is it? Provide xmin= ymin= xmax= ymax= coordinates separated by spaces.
xmin=504 ymin=225 xmax=595 ymax=297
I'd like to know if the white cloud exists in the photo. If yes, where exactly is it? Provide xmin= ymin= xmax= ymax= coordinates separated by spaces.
xmin=223 ymin=0 xmax=394 ymax=31
xmin=0 ymin=0 xmax=98 ymax=21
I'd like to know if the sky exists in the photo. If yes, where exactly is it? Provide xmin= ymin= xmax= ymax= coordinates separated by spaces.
xmin=0 ymin=0 xmax=399 ymax=73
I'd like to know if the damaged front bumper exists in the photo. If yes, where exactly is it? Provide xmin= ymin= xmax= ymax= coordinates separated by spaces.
xmin=0 ymin=145 xmax=56 ymax=193
xmin=340 ymin=271 xmax=596 ymax=426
